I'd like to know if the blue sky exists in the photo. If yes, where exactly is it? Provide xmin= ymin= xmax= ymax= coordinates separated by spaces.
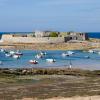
xmin=0 ymin=0 xmax=100 ymax=32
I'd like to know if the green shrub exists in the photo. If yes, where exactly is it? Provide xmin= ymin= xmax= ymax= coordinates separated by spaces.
xmin=49 ymin=32 xmax=58 ymax=37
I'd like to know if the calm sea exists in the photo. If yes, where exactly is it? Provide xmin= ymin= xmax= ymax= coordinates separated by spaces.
xmin=87 ymin=32 xmax=100 ymax=38
xmin=0 ymin=50 xmax=100 ymax=70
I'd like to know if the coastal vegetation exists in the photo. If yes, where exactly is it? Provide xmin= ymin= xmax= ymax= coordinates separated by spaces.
xmin=49 ymin=32 xmax=58 ymax=37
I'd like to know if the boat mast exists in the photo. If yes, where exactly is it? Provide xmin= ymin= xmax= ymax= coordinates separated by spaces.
xmin=69 ymin=60 xmax=72 ymax=69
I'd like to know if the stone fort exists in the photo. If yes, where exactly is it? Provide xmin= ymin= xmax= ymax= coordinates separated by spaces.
xmin=1 ymin=31 xmax=88 ymax=43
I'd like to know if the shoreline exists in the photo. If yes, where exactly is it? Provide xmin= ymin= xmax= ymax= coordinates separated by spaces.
xmin=0 ymin=67 xmax=100 ymax=76
xmin=0 ymin=42 xmax=96 ymax=50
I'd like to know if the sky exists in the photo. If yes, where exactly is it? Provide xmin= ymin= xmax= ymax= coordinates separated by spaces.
xmin=0 ymin=0 xmax=100 ymax=32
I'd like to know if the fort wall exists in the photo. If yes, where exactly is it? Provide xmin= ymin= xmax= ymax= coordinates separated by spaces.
xmin=1 ymin=34 xmax=65 ymax=43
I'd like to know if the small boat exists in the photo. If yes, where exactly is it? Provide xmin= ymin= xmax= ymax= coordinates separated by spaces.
xmin=46 ymin=59 xmax=56 ymax=63
xmin=29 ymin=60 xmax=38 ymax=64
xmin=40 ymin=51 xmax=47 ymax=55
xmin=84 ymin=56 xmax=90 ymax=59
xmin=88 ymin=50 xmax=94 ymax=53
xmin=0 ymin=49 xmax=5 ymax=52
xmin=15 ymin=50 xmax=23 ymax=55
xmin=69 ymin=60 xmax=72 ymax=69
xmin=5 ymin=53 xmax=12 ymax=57
xmin=9 ymin=51 xmax=15 ymax=55
xmin=67 ymin=51 xmax=75 ymax=55
xmin=98 ymin=52 xmax=100 ymax=54
xmin=13 ymin=54 xmax=20 ymax=59
xmin=62 ymin=53 xmax=69 ymax=57
xmin=4 ymin=51 xmax=9 ymax=54
xmin=15 ymin=52 xmax=23 ymax=56
xmin=35 ymin=54 xmax=43 ymax=59
xmin=0 ymin=61 xmax=3 ymax=65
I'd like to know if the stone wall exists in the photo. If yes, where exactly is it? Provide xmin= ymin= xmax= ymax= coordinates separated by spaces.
xmin=1 ymin=34 xmax=65 ymax=43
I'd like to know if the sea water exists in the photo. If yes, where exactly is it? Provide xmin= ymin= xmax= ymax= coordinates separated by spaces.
xmin=0 ymin=50 xmax=100 ymax=70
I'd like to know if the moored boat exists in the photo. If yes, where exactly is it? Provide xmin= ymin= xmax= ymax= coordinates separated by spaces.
xmin=0 ymin=48 xmax=5 ymax=52
xmin=5 ymin=53 xmax=12 ymax=57
xmin=67 ymin=51 xmax=75 ymax=55
xmin=88 ymin=50 xmax=94 ymax=53
xmin=40 ymin=51 xmax=47 ymax=55
xmin=29 ymin=60 xmax=38 ymax=64
xmin=15 ymin=50 xmax=23 ymax=55
xmin=46 ymin=59 xmax=56 ymax=63
xmin=9 ymin=50 xmax=15 ymax=55
xmin=98 ymin=51 xmax=100 ymax=54
xmin=84 ymin=56 xmax=90 ymax=59
xmin=13 ymin=54 xmax=20 ymax=59
xmin=35 ymin=54 xmax=43 ymax=59
xmin=0 ymin=61 xmax=3 ymax=65
xmin=62 ymin=53 xmax=69 ymax=57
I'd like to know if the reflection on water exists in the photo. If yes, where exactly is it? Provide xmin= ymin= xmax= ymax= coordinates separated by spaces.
xmin=0 ymin=50 xmax=100 ymax=70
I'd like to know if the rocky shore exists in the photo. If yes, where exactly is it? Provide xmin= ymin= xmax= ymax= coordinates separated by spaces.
xmin=1 ymin=68 xmax=100 ymax=76
xmin=0 ymin=68 xmax=100 ymax=99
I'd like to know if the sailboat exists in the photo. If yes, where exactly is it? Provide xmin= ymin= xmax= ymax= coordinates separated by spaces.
xmin=69 ymin=60 xmax=72 ymax=69
xmin=0 ymin=61 xmax=3 ymax=65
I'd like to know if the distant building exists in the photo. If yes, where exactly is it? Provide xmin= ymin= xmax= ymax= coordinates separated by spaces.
xmin=67 ymin=32 xmax=88 ymax=41
xmin=35 ymin=31 xmax=51 ymax=37
xmin=1 ymin=31 xmax=88 ymax=44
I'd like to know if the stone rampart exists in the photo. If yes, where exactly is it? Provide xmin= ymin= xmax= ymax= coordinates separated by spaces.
xmin=1 ymin=34 xmax=65 ymax=43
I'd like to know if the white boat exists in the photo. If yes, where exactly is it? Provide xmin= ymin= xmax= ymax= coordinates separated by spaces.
xmin=67 ymin=51 xmax=74 ymax=55
xmin=0 ymin=61 xmax=3 ymax=65
xmin=62 ymin=53 xmax=69 ymax=57
xmin=46 ymin=59 xmax=56 ymax=63
xmin=88 ymin=50 xmax=94 ymax=53
xmin=35 ymin=54 xmax=43 ymax=59
xmin=29 ymin=60 xmax=38 ymax=64
xmin=9 ymin=51 xmax=15 ymax=55
xmin=13 ymin=54 xmax=20 ymax=59
xmin=0 ymin=49 xmax=5 ymax=52
xmin=15 ymin=50 xmax=23 ymax=55
xmin=40 ymin=51 xmax=47 ymax=55
xmin=98 ymin=52 xmax=100 ymax=54
xmin=5 ymin=53 xmax=12 ymax=57
xmin=84 ymin=56 xmax=90 ymax=59
xmin=69 ymin=60 xmax=72 ymax=69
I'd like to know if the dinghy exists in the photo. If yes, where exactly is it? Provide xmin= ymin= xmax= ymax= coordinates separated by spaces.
xmin=62 ymin=53 xmax=69 ymax=57
xmin=46 ymin=59 xmax=56 ymax=63
xmin=13 ymin=54 xmax=20 ymax=59
xmin=29 ymin=60 xmax=38 ymax=64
